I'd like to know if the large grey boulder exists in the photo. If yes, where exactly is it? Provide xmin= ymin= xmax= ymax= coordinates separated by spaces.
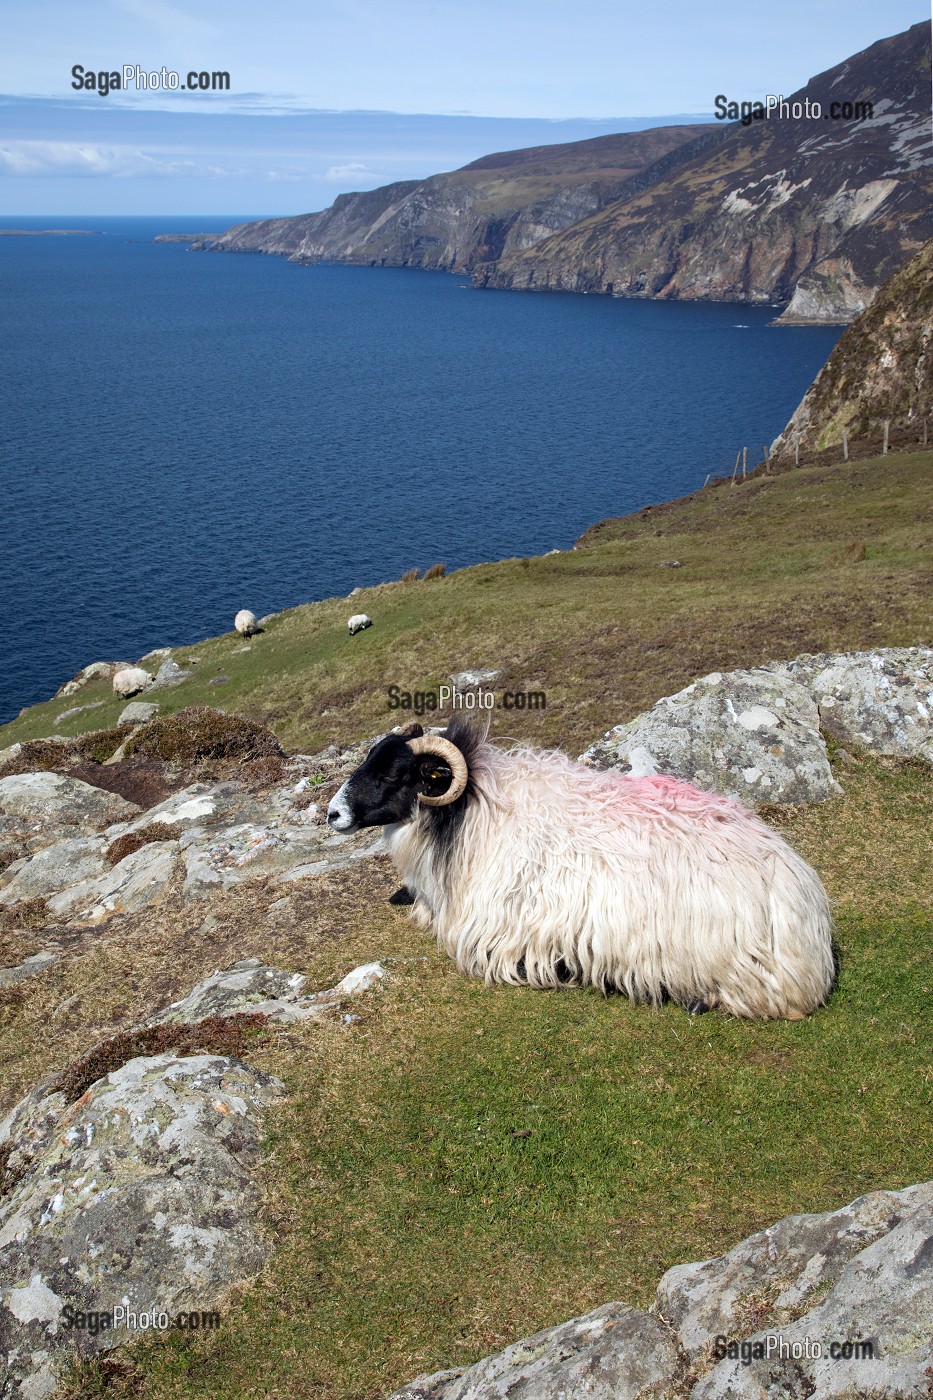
xmin=117 ymin=700 xmax=160 ymax=726
xmin=0 ymin=836 xmax=108 ymax=906
xmin=0 ymin=1053 xmax=283 ymax=1400
xmin=0 ymin=773 xmax=139 ymax=839
xmin=770 ymin=647 xmax=932 ymax=763
xmin=580 ymin=669 xmax=840 ymax=804
xmin=390 ymin=1182 xmax=933 ymax=1400
xmin=390 ymin=1302 xmax=682 ymax=1400
xmin=148 ymin=658 xmax=194 ymax=691
xmin=657 ymin=1182 xmax=932 ymax=1354
xmin=681 ymin=1185 xmax=933 ymax=1398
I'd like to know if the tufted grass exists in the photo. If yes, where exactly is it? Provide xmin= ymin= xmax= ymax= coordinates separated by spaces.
xmin=2 ymin=449 xmax=931 ymax=760
xmin=49 ymin=749 xmax=932 ymax=1400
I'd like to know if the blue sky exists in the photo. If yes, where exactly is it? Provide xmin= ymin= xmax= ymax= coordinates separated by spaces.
xmin=1 ymin=0 xmax=927 ymax=215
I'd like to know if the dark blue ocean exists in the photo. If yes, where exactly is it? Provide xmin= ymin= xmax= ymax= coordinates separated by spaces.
xmin=0 ymin=215 xmax=842 ymax=723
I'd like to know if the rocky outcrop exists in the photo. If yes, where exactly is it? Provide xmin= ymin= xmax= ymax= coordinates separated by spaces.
xmin=0 ymin=1054 xmax=284 ymax=1400
xmin=580 ymin=668 xmax=840 ymax=804
xmin=581 ymin=647 xmax=932 ymax=802
xmin=774 ymin=648 xmax=933 ymax=761
xmin=770 ymin=239 xmax=933 ymax=456
xmin=146 ymin=956 xmax=386 ymax=1025
xmin=0 ymin=955 xmax=387 ymax=1398
xmin=0 ymin=762 xmax=382 ymax=922
xmin=390 ymin=1182 xmax=933 ymax=1400
xmin=481 ymin=22 xmax=931 ymax=323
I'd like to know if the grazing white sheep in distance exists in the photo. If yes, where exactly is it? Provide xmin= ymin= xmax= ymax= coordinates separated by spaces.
xmin=348 ymin=614 xmax=373 ymax=636
xmin=112 ymin=666 xmax=151 ymax=698
xmin=234 ymin=609 xmax=258 ymax=637
xmin=327 ymin=717 xmax=835 ymax=1020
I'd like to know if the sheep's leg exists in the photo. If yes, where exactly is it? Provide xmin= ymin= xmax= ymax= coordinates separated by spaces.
xmin=687 ymin=998 xmax=711 ymax=1015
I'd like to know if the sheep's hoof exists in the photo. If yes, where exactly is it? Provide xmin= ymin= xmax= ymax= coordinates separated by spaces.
xmin=687 ymin=998 xmax=711 ymax=1015
xmin=388 ymin=886 xmax=415 ymax=906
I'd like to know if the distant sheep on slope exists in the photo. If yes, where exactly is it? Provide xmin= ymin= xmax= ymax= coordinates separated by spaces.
xmin=234 ymin=610 xmax=258 ymax=637
xmin=348 ymin=614 xmax=372 ymax=636
xmin=327 ymin=717 xmax=835 ymax=1020
xmin=112 ymin=667 xmax=151 ymax=698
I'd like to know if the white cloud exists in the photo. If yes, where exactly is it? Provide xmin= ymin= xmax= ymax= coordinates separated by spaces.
xmin=323 ymin=161 xmax=379 ymax=183
xmin=0 ymin=139 xmax=250 ymax=179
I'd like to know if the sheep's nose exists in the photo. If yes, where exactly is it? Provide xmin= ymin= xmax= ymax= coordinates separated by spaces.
xmin=326 ymin=807 xmax=340 ymax=825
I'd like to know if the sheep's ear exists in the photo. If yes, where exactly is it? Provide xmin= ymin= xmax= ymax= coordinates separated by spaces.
xmin=418 ymin=757 xmax=453 ymax=798
xmin=393 ymin=722 xmax=424 ymax=739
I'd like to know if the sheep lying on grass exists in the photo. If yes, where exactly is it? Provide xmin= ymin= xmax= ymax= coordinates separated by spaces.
xmin=328 ymin=718 xmax=835 ymax=1020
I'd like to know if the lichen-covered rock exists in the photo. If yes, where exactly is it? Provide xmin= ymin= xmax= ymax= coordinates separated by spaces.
xmin=46 ymin=839 xmax=179 ymax=922
xmin=389 ymin=1302 xmax=683 ymax=1400
xmin=657 ymin=1182 xmax=933 ymax=1355
xmin=390 ymin=1183 xmax=933 ymax=1400
xmin=0 ymin=1053 xmax=283 ymax=1400
xmin=147 ymin=659 xmax=193 ymax=691
xmin=580 ymin=669 xmax=840 ymax=804
xmin=0 ymin=772 xmax=139 ymax=833
xmin=686 ymin=1188 xmax=933 ymax=1398
xmin=147 ymin=957 xmax=386 ymax=1025
xmin=770 ymin=647 xmax=932 ymax=763
xmin=0 ymin=836 xmax=108 ymax=907
xmin=181 ymin=820 xmax=381 ymax=897
xmin=117 ymin=701 xmax=161 ymax=726
xmin=449 ymin=668 xmax=501 ymax=689
xmin=103 ymin=781 xmax=266 ymax=843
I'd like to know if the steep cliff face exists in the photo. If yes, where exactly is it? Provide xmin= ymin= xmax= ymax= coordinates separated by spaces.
xmin=770 ymin=239 xmax=933 ymax=457
xmin=197 ymin=126 xmax=719 ymax=272
xmin=480 ymin=22 xmax=932 ymax=322
xmin=198 ymin=23 xmax=930 ymax=324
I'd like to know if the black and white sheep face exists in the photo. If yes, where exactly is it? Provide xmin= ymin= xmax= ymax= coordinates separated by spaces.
xmin=327 ymin=735 xmax=457 ymax=832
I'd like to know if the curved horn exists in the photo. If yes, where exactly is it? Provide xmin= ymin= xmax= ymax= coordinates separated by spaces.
xmin=408 ymin=736 xmax=469 ymax=806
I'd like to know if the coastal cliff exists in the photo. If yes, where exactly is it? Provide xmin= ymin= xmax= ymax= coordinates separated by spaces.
xmin=197 ymin=125 xmax=718 ymax=273
xmin=481 ymin=22 xmax=932 ymax=323
xmin=770 ymin=238 xmax=933 ymax=458
xmin=197 ymin=22 xmax=931 ymax=325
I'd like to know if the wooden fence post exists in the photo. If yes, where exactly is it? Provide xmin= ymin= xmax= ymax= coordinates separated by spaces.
xmin=883 ymin=420 xmax=889 ymax=455
xmin=842 ymin=429 xmax=848 ymax=462
xmin=794 ymin=437 xmax=799 ymax=467
xmin=742 ymin=446 xmax=747 ymax=479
